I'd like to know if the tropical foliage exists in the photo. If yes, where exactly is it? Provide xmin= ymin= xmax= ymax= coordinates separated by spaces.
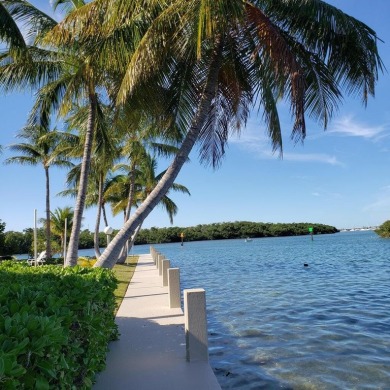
xmin=0 ymin=227 xmax=108 ymax=256
xmin=0 ymin=1 xmax=384 ymax=268
xmin=375 ymin=221 xmax=390 ymax=238
xmin=0 ymin=261 xmax=118 ymax=389
xmin=5 ymin=125 xmax=71 ymax=258
xmin=0 ymin=219 xmax=6 ymax=254
xmin=135 ymin=221 xmax=339 ymax=244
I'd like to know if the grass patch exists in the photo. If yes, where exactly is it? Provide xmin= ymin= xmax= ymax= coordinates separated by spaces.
xmin=76 ymin=255 xmax=139 ymax=314
xmin=112 ymin=256 xmax=138 ymax=313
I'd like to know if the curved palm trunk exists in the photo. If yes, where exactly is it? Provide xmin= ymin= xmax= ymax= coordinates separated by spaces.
xmin=128 ymin=221 xmax=143 ymax=251
xmin=65 ymin=91 xmax=97 ymax=266
xmin=94 ymin=47 xmax=222 ymax=268
xmin=45 ymin=166 xmax=52 ymax=258
xmin=116 ymin=164 xmax=137 ymax=263
xmin=116 ymin=245 xmax=128 ymax=264
xmin=116 ymin=220 xmax=143 ymax=264
xmin=102 ymin=203 xmax=109 ymax=227
xmin=125 ymin=164 xmax=136 ymax=221
xmin=94 ymin=174 xmax=104 ymax=258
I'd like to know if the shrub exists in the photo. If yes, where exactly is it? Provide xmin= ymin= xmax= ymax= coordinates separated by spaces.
xmin=0 ymin=261 xmax=118 ymax=389
xmin=375 ymin=220 xmax=390 ymax=238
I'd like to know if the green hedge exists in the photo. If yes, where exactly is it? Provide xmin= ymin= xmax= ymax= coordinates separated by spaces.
xmin=0 ymin=261 xmax=118 ymax=389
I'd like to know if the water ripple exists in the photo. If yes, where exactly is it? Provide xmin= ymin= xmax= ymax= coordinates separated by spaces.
xmin=137 ymin=231 xmax=390 ymax=389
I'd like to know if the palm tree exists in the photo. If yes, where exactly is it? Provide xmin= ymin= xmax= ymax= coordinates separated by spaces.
xmin=50 ymin=206 xmax=74 ymax=255
xmin=106 ymin=152 xmax=190 ymax=262
xmin=0 ymin=0 xmax=119 ymax=266
xmin=5 ymin=124 xmax=71 ymax=258
xmin=89 ymin=0 xmax=382 ymax=268
xmin=3 ymin=1 xmax=383 ymax=268
xmin=58 ymin=102 xmax=121 ymax=258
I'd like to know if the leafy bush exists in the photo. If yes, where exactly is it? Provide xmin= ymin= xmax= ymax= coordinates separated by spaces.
xmin=0 ymin=261 xmax=118 ymax=389
xmin=78 ymin=257 xmax=97 ymax=268
xmin=375 ymin=220 xmax=390 ymax=238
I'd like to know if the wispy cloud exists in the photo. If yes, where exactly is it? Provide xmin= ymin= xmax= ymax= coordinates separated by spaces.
xmin=363 ymin=185 xmax=390 ymax=213
xmin=230 ymin=129 xmax=343 ymax=166
xmin=283 ymin=152 xmax=343 ymax=166
xmin=310 ymin=191 xmax=342 ymax=199
xmin=328 ymin=116 xmax=388 ymax=140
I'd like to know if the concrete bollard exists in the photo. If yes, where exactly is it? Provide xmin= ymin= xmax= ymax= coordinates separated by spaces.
xmin=157 ymin=254 xmax=163 ymax=270
xmin=162 ymin=259 xmax=170 ymax=286
xmin=168 ymin=268 xmax=181 ymax=308
xmin=158 ymin=256 xmax=164 ymax=276
xmin=184 ymin=288 xmax=208 ymax=362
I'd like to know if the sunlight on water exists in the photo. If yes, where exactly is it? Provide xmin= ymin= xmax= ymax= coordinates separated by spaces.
xmin=136 ymin=231 xmax=390 ymax=389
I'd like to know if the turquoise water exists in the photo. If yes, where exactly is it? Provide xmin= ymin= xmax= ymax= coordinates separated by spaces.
xmin=138 ymin=231 xmax=390 ymax=389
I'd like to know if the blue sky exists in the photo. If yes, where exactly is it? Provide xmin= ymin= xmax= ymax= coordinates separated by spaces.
xmin=1 ymin=0 xmax=390 ymax=232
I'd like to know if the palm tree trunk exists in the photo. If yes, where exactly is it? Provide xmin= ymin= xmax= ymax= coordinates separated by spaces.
xmin=65 ymin=90 xmax=97 ymax=266
xmin=128 ymin=221 xmax=143 ymax=251
xmin=102 ymin=203 xmax=109 ymax=227
xmin=94 ymin=174 xmax=104 ymax=258
xmin=94 ymin=45 xmax=222 ymax=268
xmin=116 ymin=164 xmax=136 ymax=263
xmin=125 ymin=164 xmax=136 ymax=221
xmin=45 ymin=166 xmax=52 ymax=258
xmin=116 ymin=221 xmax=143 ymax=264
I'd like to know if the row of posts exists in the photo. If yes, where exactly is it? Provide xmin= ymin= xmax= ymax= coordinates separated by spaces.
xmin=150 ymin=246 xmax=209 ymax=363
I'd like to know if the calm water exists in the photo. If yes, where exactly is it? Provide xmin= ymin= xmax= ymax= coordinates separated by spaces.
xmin=128 ymin=231 xmax=390 ymax=390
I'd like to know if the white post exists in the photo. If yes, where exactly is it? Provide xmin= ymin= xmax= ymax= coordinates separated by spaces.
xmin=162 ymin=259 xmax=170 ymax=286
xmin=63 ymin=218 xmax=67 ymax=261
xmin=184 ymin=288 xmax=208 ymax=362
xmin=168 ymin=268 xmax=181 ymax=308
xmin=158 ymin=255 xmax=164 ymax=275
xmin=104 ymin=226 xmax=114 ymax=247
xmin=34 ymin=209 xmax=38 ymax=267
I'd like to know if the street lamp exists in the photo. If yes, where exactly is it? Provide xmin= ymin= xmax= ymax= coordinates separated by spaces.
xmin=104 ymin=226 xmax=114 ymax=246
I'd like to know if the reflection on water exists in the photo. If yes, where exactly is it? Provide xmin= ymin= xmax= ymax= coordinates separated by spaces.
xmin=145 ymin=231 xmax=390 ymax=389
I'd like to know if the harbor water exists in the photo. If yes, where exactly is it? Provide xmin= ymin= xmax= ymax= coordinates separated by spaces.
xmin=132 ymin=230 xmax=390 ymax=389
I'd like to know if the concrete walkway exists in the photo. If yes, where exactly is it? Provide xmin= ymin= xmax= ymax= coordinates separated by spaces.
xmin=93 ymin=253 xmax=221 ymax=390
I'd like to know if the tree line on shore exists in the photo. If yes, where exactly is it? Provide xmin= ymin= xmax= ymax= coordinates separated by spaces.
xmin=136 ymin=222 xmax=339 ymax=244
xmin=0 ymin=219 xmax=338 ymax=255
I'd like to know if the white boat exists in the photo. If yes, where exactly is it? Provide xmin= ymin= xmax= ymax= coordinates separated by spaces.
xmin=245 ymin=238 xmax=253 ymax=242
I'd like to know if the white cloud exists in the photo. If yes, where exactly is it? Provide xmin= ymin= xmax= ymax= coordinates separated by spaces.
xmin=328 ymin=116 xmax=388 ymax=140
xmin=283 ymin=152 xmax=343 ymax=166
xmin=230 ymin=127 xmax=342 ymax=166
xmin=230 ymin=121 xmax=344 ymax=166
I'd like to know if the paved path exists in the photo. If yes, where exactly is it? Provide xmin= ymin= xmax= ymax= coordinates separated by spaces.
xmin=93 ymin=253 xmax=221 ymax=390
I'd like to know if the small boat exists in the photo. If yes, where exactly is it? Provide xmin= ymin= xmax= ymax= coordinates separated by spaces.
xmin=245 ymin=238 xmax=253 ymax=242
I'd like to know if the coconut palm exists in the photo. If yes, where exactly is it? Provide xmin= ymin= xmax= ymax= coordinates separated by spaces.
xmin=3 ymin=1 xmax=383 ymax=268
xmin=0 ymin=0 xmax=122 ymax=266
xmin=106 ymin=152 xmax=190 ymax=262
xmin=5 ymin=124 xmax=71 ymax=258
xmin=50 ymin=206 xmax=74 ymax=255
xmin=57 ymin=102 xmax=121 ymax=258
xmin=89 ymin=0 xmax=382 ymax=267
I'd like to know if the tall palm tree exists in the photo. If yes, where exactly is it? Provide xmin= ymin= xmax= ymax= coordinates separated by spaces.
xmin=58 ymin=102 xmax=121 ymax=258
xmin=89 ymin=0 xmax=382 ymax=268
xmin=5 ymin=124 xmax=71 ymax=258
xmin=0 ymin=0 xmax=120 ymax=266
